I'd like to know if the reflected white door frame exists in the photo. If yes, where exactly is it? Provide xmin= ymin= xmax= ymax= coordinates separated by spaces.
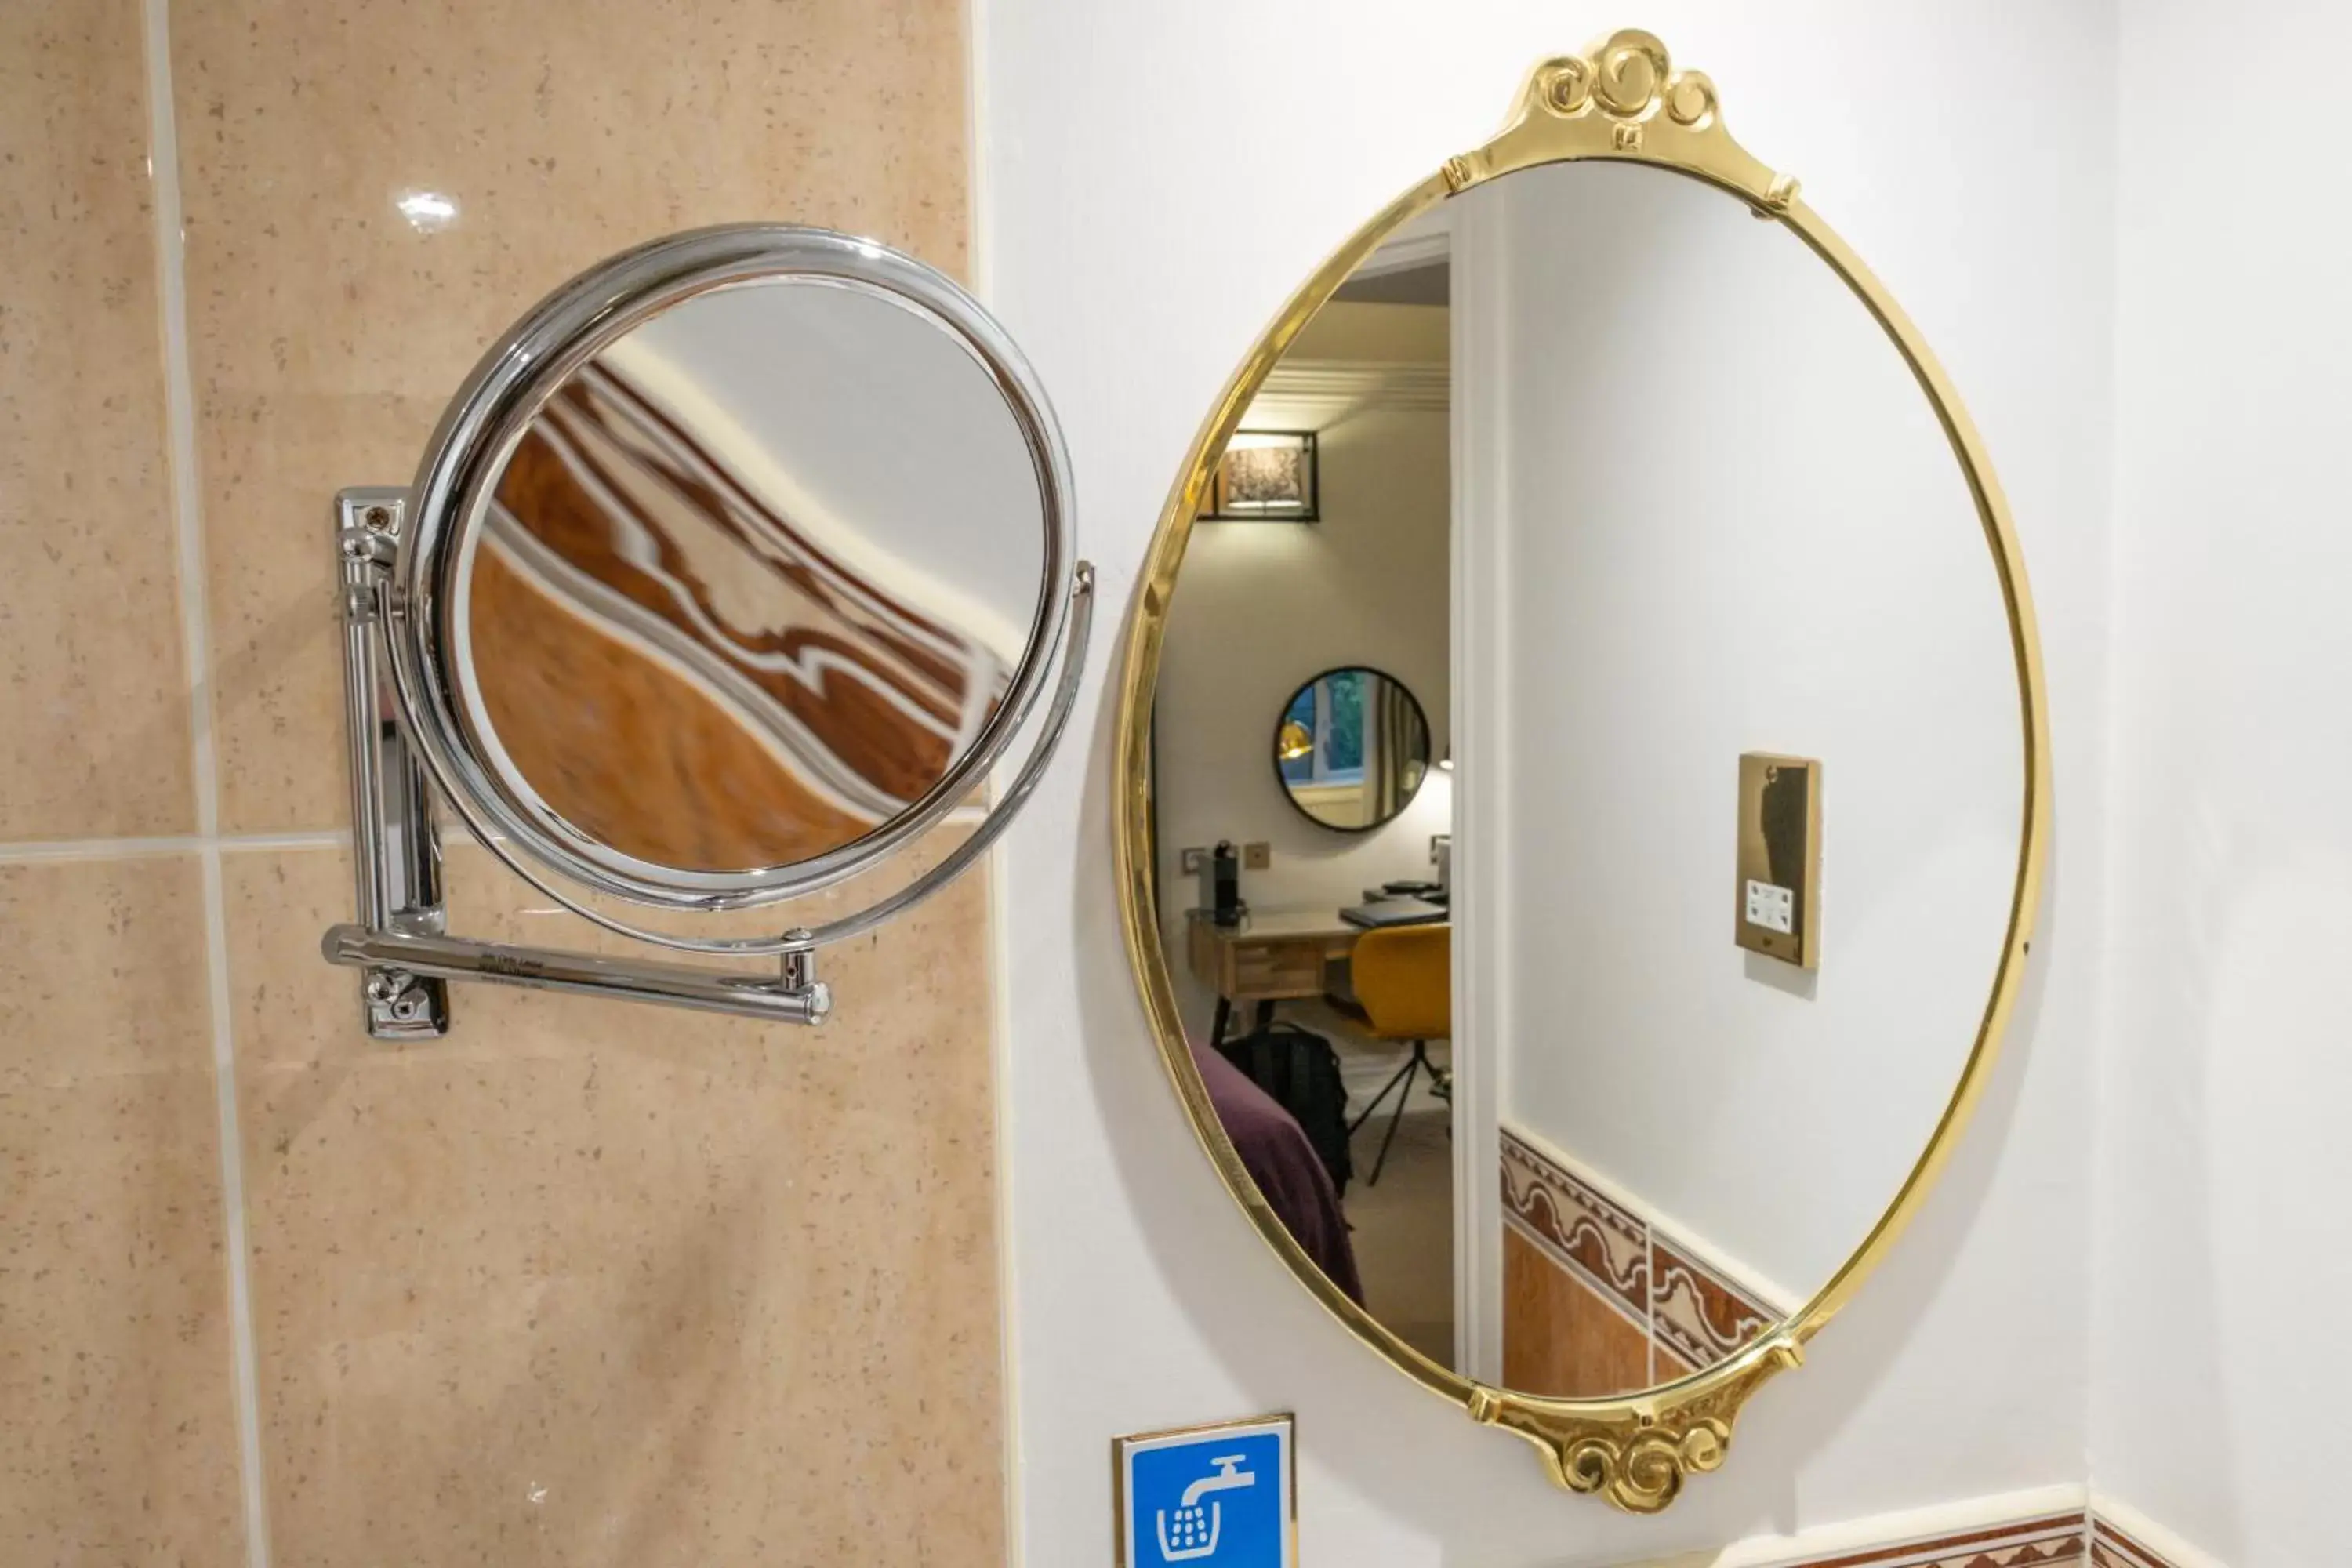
xmin=1450 ymin=190 xmax=1508 ymax=1385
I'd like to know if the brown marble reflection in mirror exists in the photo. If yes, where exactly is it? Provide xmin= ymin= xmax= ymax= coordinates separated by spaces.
xmin=460 ymin=279 xmax=1045 ymax=876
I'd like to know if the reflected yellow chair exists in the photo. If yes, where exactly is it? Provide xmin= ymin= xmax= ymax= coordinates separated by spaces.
xmin=1337 ymin=924 xmax=1452 ymax=1185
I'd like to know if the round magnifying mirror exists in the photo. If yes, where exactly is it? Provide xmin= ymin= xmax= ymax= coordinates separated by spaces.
xmin=392 ymin=227 xmax=1071 ymax=916
xmin=1272 ymin=667 xmax=1432 ymax=832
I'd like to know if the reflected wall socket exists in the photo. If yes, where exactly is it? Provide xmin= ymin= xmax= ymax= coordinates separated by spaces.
xmin=1735 ymin=753 xmax=1820 ymax=970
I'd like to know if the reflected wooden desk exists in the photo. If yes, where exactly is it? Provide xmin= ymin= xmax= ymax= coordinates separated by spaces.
xmin=1185 ymin=907 xmax=1365 ymax=1047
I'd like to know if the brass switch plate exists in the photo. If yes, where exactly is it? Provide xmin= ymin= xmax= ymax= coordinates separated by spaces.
xmin=1735 ymin=753 xmax=1820 ymax=969
xmin=1243 ymin=840 xmax=1272 ymax=870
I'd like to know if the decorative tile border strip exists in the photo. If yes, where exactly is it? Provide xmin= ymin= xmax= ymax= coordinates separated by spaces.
xmin=2089 ymin=1517 xmax=2181 ymax=1568
xmin=1602 ymin=1495 xmax=2212 ymax=1568
xmin=1597 ymin=1488 xmax=2199 ymax=1568
xmin=1793 ymin=1511 xmax=2085 ymax=1568
xmin=1691 ymin=1507 xmax=2200 ymax=1568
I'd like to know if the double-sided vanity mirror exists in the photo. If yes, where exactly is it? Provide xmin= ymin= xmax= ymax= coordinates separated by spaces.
xmin=325 ymin=226 xmax=1091 ymax=1034
xmin=1117 ymin=34 xmax=2048 ymax=1510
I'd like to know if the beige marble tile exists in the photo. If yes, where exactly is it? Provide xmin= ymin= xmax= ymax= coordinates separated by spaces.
xmin=0 ymin=0 xmax=197 ymax=841
xmin=0 ymin=857 xmax=244 ymax=1565
xmin=172 ymin=0 xmax=971 ymax=833
xmin=227 ymin=834 xmax=1002 ymax=1566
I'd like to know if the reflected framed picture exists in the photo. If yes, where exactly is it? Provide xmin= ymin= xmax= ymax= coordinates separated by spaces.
xmin=1202 ymin=430 xmax=1318 ymax=521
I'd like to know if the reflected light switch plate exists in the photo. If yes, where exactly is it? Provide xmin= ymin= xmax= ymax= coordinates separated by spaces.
xmin=1744 ymin=879 xmax=1793 ymax=934
xmin=1735 ymin=753 xmax=1820 ymax=969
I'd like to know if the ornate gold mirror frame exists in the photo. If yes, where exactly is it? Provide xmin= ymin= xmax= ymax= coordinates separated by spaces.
xmin=1111 ymin=31 xmax=2051 ymax=1512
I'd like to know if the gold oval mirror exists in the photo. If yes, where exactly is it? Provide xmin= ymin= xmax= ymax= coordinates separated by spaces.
xmin=1113 ymin=33 xmax=2049 ymax=1512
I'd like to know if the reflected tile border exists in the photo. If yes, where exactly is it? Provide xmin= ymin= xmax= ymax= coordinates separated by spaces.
xmin=1649 ymin=1234 xmax=1776 ymax=1371
xmin=1498 ymin=1125 xmax=1783 ymax=1380
xmin=1500 ymin=1127 xmax=1647 ymax=1318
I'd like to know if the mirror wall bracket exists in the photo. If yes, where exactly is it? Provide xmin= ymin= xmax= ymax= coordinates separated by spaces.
xmin=332 ymin=486 xmax=456 ymax=1040
xmin=324 ymin=487 xmax=1093 ymax=1038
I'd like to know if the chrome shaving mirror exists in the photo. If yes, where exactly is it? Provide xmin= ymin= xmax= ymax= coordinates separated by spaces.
xmin=1115 ymin=35 xmax=2048 ymax=1510
xmin=326 ymin=226 xmax=1091 ymax=1036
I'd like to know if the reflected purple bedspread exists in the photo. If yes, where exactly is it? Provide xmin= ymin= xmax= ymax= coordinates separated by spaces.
xmin=1190 ymin=1037 xmax=1363 ymax=1304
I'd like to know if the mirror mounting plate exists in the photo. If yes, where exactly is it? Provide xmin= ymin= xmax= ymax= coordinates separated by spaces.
xmin=325 ymin=487 xmax=835 ymax=1038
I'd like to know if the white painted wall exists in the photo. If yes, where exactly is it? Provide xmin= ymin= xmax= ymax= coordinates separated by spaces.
xmin=1466 ymin=161 xmax=2022 ymax=1302
xmin=2092 ymin=2 xmax=2352 ymax=1563
xmin=979 ymin=2 xmax=2114 ymax=1561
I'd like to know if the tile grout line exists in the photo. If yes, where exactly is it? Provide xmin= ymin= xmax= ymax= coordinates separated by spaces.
xmin=140 ymin=3 xmax=272 ymax=1565
xmin=0 ymin=829 xmax=351 ymax=865
xmin=0 ymin=834 xmax=210 ymax=863
xmin=962 ymin=1 xmax=1026 ymax=1560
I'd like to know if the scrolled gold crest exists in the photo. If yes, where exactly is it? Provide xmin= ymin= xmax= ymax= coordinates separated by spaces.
xmin=1464 ymin=29 xmax=1795 ymax=213
xmin=1535 ymin=29 xmax=1719 ymax=131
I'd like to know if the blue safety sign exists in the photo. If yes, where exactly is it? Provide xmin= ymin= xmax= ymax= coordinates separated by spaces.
xmin=1115 ymin=1414 xmax=1293 ymax=1567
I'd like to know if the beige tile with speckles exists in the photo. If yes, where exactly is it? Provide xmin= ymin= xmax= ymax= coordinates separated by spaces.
xmin=0 ymin=0 xmax=196 ymax=840
xmin=227 ymin=833 xmax=1002 ymax=1567
xmin=0 ymin=857 xmax=245 ymax=1565
xmin=171 ymin=0 xmax=971 ymax=833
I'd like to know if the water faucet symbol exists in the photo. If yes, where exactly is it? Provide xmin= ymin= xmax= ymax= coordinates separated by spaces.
xmin=1155 ymin=1454 xmax=1255 ymax=1562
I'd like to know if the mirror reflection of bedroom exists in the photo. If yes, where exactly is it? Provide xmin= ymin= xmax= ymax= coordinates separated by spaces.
xmin=1153 ymin=212 xmax=1457 ymax=1366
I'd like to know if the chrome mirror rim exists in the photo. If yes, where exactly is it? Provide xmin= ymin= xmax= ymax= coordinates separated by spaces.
xmin=388 ymin=223 xmax=1077 ymax=913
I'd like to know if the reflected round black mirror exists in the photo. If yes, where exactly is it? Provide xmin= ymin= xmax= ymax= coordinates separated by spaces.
xmin=1270 ymin=666 xmax=1431 ymax=832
